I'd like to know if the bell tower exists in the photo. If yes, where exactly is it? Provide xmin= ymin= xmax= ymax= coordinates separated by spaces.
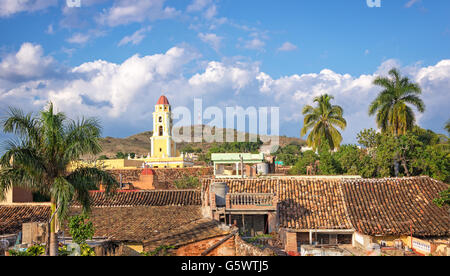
xmin=150 ymin=95 xmax=176 ymax=158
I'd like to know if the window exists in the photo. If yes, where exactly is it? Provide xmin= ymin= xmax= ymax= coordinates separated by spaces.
xmin=159 ymin=126 xmax=163 ymax=136
xmin=159 ymin=116 xmax=162 ymax=123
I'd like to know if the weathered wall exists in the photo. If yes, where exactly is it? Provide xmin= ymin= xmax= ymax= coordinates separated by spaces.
xmin=0 ymin=187 xmax=33 ymax=204
xmin=234 ymin=235 xmax=275 ymax=256
xmin=176 ymin=235 xmax=236 ymax=256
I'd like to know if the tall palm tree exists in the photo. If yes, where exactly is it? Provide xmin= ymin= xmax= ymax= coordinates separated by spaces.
xmin=369 ymin=68 xmax=425 ymax=136
xmin=369 ymin=68 xmax=425 ymax=176
xmin=0 ymin=103 xmax=118 ymax=256
xmin=301 ymin=94 xmax=347 ymax=151
xmin=446 ymin=120 xmax=450 ymax=135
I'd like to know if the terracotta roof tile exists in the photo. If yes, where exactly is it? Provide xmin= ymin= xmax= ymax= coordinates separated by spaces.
xmin=342 ymin=176 xmax=450 ymax=237
xmin=80 ymin=190 xmax=201 ymax=207
xmin=143 ymin=219 xmax=229 ymax=251
xmin=203 ymin=176 xmax=450 ymax=236
xmin=68 ymin=206 xmax=204 ymax=243
xmin=203 ymin=178 xmax=352 ymax=230
xmin=0 ymin=205 xmax=51 ymax=235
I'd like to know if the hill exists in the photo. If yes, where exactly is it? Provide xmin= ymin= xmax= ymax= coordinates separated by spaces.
xmin=96 ymin=126 xmax=306 ymax=159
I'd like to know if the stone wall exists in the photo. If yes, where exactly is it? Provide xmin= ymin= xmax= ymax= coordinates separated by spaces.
xmin=176 ymin=235 xmax=236 ymax=256
xmin=234 ymin=235 xmax=275 ymax=256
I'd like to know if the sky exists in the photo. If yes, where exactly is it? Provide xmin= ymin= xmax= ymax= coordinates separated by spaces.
xmin=0 ymin=0 xmax=449 ymax=144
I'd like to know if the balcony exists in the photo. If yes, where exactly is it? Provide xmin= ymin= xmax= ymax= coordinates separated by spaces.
xmin=225 ymin=193 xmax=278 ymax=211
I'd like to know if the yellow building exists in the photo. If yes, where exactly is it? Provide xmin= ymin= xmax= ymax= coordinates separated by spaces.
xmin=127 ymin=95 xmax=194 ymax=169
xmin=68 ymin=95 xmax=193 ymax=171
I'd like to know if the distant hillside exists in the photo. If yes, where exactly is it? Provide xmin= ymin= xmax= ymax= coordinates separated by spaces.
xmin=96 ymin=126 xmax=306 ymax=159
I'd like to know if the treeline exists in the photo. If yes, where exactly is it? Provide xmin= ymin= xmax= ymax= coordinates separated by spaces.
xmin=283 ymin=126 xmax=449 ymax=182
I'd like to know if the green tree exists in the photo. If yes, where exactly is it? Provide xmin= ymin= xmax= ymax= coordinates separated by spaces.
xmin=274 ymin=144 xmax=302 ymax=166
xmin=173 ymin=176 xmax=200 ymax=189
xmin=433 ymin=188 xmax=450 ymax=208
xmin=369 ymin=68 xmax=425 ymax=136
xmin=289 ymin=151 xmax=319 ymax=175
xmin=446 ymin=120 xmax=450 ymax=135
xmin=301 ymin=94 xmax=347 ymax=151
xmin=0 ymin=103 xmax=118 ymax=256
xmin=317 ymin=142 xmax=339 ymax=175
xmin=369 ymin=68 xmax=425 ymax=176
xmin=68 ymin=214 xmax=96 ymax=256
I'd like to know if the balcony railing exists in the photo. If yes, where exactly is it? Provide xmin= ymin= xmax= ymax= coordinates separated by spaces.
xmin=225 ymin=193 xmax=277 ymax=210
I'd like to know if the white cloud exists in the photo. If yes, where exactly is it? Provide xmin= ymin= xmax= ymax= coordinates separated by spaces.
xmin=277 ymin=42 xmax=298 ymax=52
xmin=198 ymin=33 xmax=223 ymax=51
xmin=243 ymin=38 xmax=265 ymax=51
xmin=0 ymin=0 xmax=57 ymax=17
xmin=67 ymin=33 xmax=90 ymax=44
xmin=203 ymin=4 xmax=217 ymax=20
xmin=0 ymin=43 xmax=448 ymax=141
xmin=66 ymin=29 xmax=105 ymax=44
xmin=0 ymin=42 xmax=56 ymax=82
xmin=118 ymin=26 xmax=152 ymax=46
xmin=97 ymin=0 xmax=180 ymax=27
xmin=46 ymin=24 xmax=54 ymax=34
xmin=405 ymin=0 xmax=420 ymax=8
xmin=187 ymin=0 xmax=212 ymax=12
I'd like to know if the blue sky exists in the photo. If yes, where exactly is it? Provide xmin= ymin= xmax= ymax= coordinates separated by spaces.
xmin=0 ymin=0 xmax=449 ymax=144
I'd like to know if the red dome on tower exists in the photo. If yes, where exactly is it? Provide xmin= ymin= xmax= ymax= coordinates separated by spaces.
xmin=157 ymin=95 xmax=170 ymax=105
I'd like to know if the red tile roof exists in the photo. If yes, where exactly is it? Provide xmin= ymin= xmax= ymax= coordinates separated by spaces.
xmin=342 ymin=177 xmax=450 ymax=237
xmin=83 ymin=190 xmax=201 ymax=207
xmin=68 ymin=206 xmax=204 ymax=242
xmin=202 ymin=176 xmax=450 ymax=236
xmin=203 ymin=178 xmax=352 ymax=230
xmin=0 ymin=205 xmax=51 ymax=235
xmin=157 ymin=95 xmax=169 ymax=105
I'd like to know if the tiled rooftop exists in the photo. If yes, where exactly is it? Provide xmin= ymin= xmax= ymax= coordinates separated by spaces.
xmin=68 ymin=206 xmax=204 ymax=242
xmin=143 ymin=219 xmax=230 ymax=251
xmin=342 ymin=177 xmax=450 ymax=237
xmin=202 ymin=176 xmax=450 ymax=236
xmin=0 ymin=204 xmax=51 ymax=235
xmin=80 ymin=189 xmax=201 ymax=207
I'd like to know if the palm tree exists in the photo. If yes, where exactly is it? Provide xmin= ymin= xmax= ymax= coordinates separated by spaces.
xmin=301 ymin=94 xmax=347 ymax=151
xmin=369 ymin=68 xmax=425 ymax=136
xmin=0 ymin=103 xmax=118 ymax=256
xmin=369 ymin=68 xmax=425 ymax=176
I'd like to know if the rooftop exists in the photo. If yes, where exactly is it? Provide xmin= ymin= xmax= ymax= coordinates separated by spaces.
xmin=202 ymin=176 xmax=450 ymax=237
xmin=157 ymin=95 xmax=170 ymax=105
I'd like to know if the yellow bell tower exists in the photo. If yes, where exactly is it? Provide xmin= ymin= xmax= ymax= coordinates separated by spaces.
xmin=150 ymin=95 xmax=177 ymax=158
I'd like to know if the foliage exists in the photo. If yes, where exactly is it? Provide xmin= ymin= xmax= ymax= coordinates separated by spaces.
xmin=357 ymin=128 xmax=380 ymax=150
xmin=288 ymin=126 xmax=449 ymax=182
xmin=433 ymin=188 xmax=450 ymax=208
xmin=274 ymin=144 xmax=302 ymax=166
xmin=301 ymin=94 xmax=347 ymax=151
xmin=115 ymin=152 xmax=135 ymax=159
xmin=289 ymin=151 xmax=319 ymax=175
xmin=80 ymin=243 xmax=96 ymax=256
xmin=0 ymin=103 xmax=118 ymax=228
xmin=369 ymin=68 xmax=425 ymax=136
xmin=68 ymin=214 xmax=95 ymax=245
xmin=446 ymin=120 xmax=450 ymax=135
xmin=208 ymin=140 xmax=264 ymax=154
xmin=9 ymin=244 xmax=45 ymax=256
xmin=180 ymin=144 xmax=202 ymax=153
xmin=173 ymin=176 xmax=200 ymax=189
xmin=200 ymin=139 xmax=264 ymax=165
xmin=97 ymin=155 xmax=109 ymax=160
xmin=142 ymin=245 xmax=175 ymax=256
xmin=58 ymin=245 xmax=74 ymax=256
